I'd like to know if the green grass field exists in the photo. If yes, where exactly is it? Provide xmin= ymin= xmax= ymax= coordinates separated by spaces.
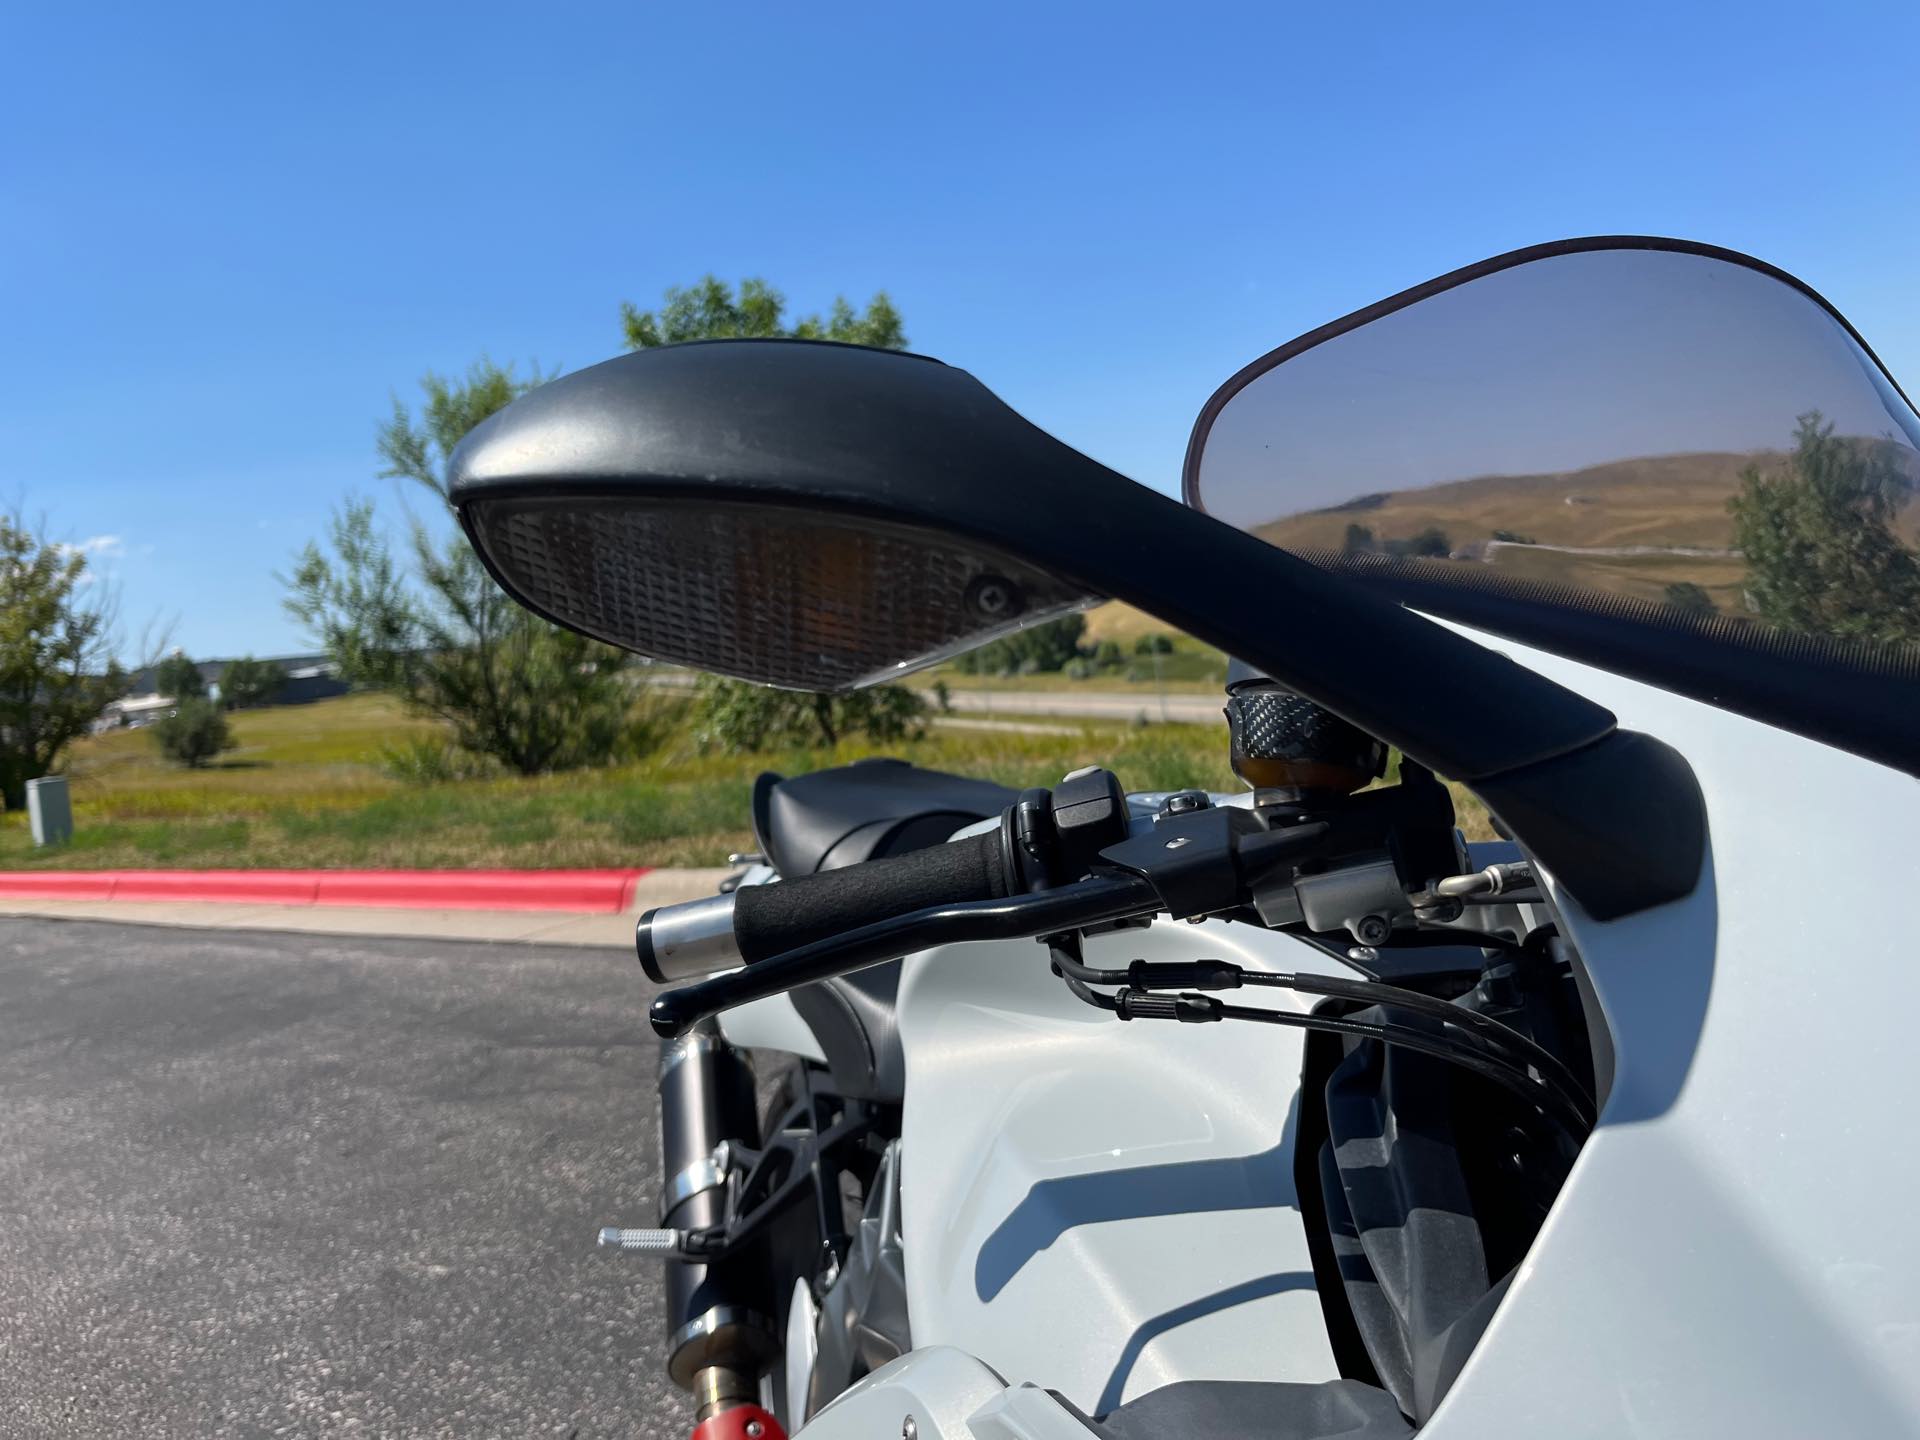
xmin=0 ymin=690 xmax=1490 ymax=871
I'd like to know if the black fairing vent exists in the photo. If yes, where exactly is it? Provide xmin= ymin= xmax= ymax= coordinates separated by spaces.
xmin=468 ymin=499 xmax=1096 ymax=692
xmin=1298 ymin=1000 xmax=1577 ymax=1425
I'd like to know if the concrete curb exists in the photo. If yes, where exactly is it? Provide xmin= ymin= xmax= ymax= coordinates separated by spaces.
xmin=0 ymin=868 xmax=650 ymax=913
xmin=0 ymin=869 xmax=735 ymax=948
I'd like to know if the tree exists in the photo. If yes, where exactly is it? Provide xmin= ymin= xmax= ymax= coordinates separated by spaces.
xmin=0 ymin=517 xmax=126 ymax=810
xmin=285 ymin=359 xmax=640 ymax=775
xmin=621 ymin=276 xmax=905 ymax=351
xmin=952 ymin=615 xmax=1088 ymax=676
xmin=155 ymin=652 xmax=205 ymax=700
xmin=1342 ymin=523 xmax=1376 ymax=554
xmin=1729 ymin=413 xmax=1920 ymax=645
xmin=153 ymin=697 xmax=233 ymax=768
xmin=623 ymin=276 xmax=931 ymax=743
xmin=218 ymin=655 xmax=283 ymax=709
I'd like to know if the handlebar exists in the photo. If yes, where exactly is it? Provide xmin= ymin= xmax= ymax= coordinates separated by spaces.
xmin=646 ymin=872 xmax=1161 ymax=1038
xmin=636 ymin=829 xmax=1012 ymax=984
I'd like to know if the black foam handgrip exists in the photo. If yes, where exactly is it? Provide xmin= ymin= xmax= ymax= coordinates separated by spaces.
xmin=733 ymin=830 xmax=1010 ymax=964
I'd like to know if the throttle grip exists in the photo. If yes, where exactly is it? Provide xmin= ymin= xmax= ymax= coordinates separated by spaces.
xmin=636 ymin=829 xmax=1010 ymax=983
xmin=736 ymin=829 xmax=1010 ymax=962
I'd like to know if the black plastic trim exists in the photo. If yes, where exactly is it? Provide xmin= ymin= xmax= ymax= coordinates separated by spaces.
xmin=1329 ymin=556 xmax=1920 ymax=779
xmin=1473 ymin=729 xmax=1706 ymax=922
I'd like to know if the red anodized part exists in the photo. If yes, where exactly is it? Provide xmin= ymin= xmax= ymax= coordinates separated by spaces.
xmin=690 ymin=1404 xmax=787 ymax=1440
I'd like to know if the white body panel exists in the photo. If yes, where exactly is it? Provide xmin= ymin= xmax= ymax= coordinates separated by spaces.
xmin=893 ymin=914 xmax=1344 ymax=1413
xmin=1417 ymin=628 xmax=1920 ymax=1438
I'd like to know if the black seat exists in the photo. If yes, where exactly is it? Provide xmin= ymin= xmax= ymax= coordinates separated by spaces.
xmin=752 ymin=758 xmax=1017 ymax=877
xmin=750 ymin=760 xmax=1017 ymax=1102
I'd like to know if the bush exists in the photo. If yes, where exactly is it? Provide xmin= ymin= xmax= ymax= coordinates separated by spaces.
xmin=1662 ymin=581 xmax=1716 ymax=616
xmin=691 ymin=677 xmax=930 ymax=751
xmin=1133 ymin=633 xmax=1174 ymax=656
xmin=377 ymin=734 xmax=497 ymax=785
xmin=1382 ymin=526 xmax=1452 ymax=559
xmin=153 ymin=698 xmax=234 ymax=768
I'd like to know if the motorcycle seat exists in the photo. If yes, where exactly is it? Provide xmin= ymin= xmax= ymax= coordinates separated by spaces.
xmin=751 ymin=758 xmax=1017 ymax=879
xmin=750 ymin=760 xmax=1017 ymax=1103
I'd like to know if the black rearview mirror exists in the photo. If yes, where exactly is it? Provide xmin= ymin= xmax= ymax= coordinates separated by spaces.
xmin=448 ymin=340 xmax=1109 ymax=692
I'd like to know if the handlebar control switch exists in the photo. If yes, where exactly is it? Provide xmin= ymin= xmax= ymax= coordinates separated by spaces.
xmin=1050 ymin=767 xmax=1131 ymax=877
xmin=1158 ymin=790 xmax=1210 ymax=817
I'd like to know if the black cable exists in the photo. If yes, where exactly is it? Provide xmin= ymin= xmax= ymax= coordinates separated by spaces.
xmin=1048 ymin=945 xmax=1594 ymax=1124
xmin=1211 ymin=1000 xmax=1593 ymax=1141
xmin=1246 ymin=971 xmax=1596 ymax=1119
xmin=1046 ymin=943 xmax=1590 ymax=1140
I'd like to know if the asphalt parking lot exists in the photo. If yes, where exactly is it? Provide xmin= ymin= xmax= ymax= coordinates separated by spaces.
xmin=0 ymin=917 xmax=689 ymax=1438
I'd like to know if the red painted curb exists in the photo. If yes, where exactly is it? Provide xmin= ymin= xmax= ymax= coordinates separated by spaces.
xmin=0 ymin=869 xmax=651 ymax=913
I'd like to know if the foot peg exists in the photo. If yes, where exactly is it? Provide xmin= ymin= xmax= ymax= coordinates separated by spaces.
xmin=597 ymin=1226 xmax=686 ymax=1256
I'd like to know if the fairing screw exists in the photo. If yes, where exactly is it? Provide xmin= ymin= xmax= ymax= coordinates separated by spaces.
xmin=1164 ymin=837 xmax=1190 ymax=850
xmin=745 ymin=1424 xmax=764 ymax=1439
xmin=1354 ymin=915 xmax=1391 ymax=946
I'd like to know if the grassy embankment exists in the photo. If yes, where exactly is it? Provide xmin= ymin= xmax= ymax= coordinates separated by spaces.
xmin=1 ymin=686 xmax=1490 ymax=871
xmin=2 ymin=591 xmax=1508 ymax=871
xmin=0 ymin=692 xmax=1255 ymax=871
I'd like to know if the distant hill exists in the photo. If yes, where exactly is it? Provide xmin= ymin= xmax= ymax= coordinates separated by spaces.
xmin=1246 ymin=447 xmax=1919 ymax=613
xmin=1092 ymin=442 xmax=1919 ymax=633
xmin=1257 ymin=450 xmax=1765 ymax=554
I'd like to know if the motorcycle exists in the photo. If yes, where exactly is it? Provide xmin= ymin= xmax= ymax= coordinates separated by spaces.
xmin=446 ymin=237 xmax=1920 ymax=1439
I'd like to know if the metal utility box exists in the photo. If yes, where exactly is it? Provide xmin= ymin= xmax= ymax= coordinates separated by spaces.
xmin=27 ymin=775 xmax=73 ymax=846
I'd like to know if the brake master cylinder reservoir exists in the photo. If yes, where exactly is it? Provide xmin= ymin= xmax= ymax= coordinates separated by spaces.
xmin=1224 ymin=659 xmax=1386 ymax=799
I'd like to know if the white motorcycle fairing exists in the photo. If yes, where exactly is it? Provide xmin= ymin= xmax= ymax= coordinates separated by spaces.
xmin=779 ymin=621 xmax=1920 ymax=1439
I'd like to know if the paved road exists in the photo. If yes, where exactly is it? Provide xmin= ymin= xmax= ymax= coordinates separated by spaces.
xmin=0 ymin=917 xmax=688 ymax=1438
xmin=648 ymin=670 xmax=1224 ymax=725
xmin=938 ymin=688 xmax=1223 ymax=725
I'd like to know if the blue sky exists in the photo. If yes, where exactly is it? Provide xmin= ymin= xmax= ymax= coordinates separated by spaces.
xmin=5 ymin=0 xmax=1917 ymax=660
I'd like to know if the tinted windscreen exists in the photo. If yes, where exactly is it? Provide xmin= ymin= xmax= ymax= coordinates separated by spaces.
xmin=1189 ymin=248 xmax=1920 ymax=664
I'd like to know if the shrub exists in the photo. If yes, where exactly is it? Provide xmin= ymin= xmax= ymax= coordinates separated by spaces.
xmin=1662 ymin=581 xmax=1717 ymax=616
xmin=691 ymin=677 xmax=930 ymax=751
xmin=377 ymin=734 xmax=497 ymax=785
xmin=1132 ymin=633 xmax=1174 ymax=656
xmin=153 ymin=698 xmax=234 ymax=768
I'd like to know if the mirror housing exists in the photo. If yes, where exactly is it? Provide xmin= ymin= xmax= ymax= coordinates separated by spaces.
xmin=449 ymin=340 xmax=1106 ymax=691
